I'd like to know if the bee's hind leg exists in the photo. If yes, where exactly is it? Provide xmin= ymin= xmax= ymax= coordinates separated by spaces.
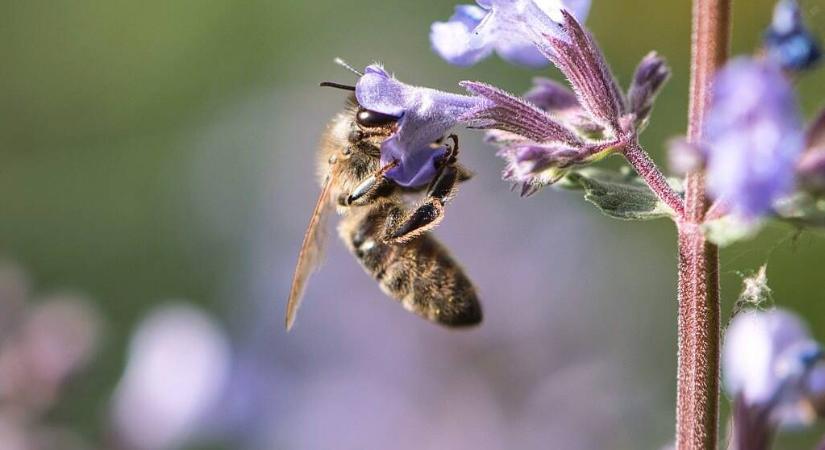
xmin=383 ymin=135 xmax=460 ymax=243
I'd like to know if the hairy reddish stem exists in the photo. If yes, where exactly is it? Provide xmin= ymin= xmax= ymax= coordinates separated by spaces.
xmin=677 ymin=0 xmax=730 ymax=449
xmin=623 ymin=140 xmax=685 ymax=218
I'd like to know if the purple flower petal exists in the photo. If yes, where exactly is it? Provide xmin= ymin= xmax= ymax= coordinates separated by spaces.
xmin=354 ymin=65 xmax=406 ymax=117
xmin=524 ymin=77 xmax=580 ymax=112
xmin=354 ymin=64 xmax=488 ymax=187
xmin=430 ymin=0 xmax=591 ymax=68
xmin=430 ymin=5 xmax=492 ymax=67
xmin=704 ymin=58 xmax=805 ymax=219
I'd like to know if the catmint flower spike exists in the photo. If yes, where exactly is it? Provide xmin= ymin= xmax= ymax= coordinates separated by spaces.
xmin=536 ymin=10 xmax=626 ymax=133
xmin=764 ymin=0 xmax=821 ymax=71
xmin=460 ymin=81 xmax=584 ymax=147
xmin=628 ymin=52 xmax=671 ymax=131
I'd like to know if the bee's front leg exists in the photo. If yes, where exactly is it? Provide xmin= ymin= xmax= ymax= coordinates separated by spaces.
xmin=340 ymin=161 xmax=398 ymax=207
xmin=383 ymin=135 xmax=460 ymax=243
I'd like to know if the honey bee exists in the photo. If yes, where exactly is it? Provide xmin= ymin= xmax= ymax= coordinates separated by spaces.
xmin=285 ymin=82 xmax=482 ymax=331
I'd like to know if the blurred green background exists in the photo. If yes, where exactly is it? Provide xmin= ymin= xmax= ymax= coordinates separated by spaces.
xmin=1 ymin=0 xmax=824 ymax=448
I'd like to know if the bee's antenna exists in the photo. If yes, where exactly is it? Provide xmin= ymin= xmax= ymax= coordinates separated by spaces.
xmin=334 ymin=57 xmax=363 ymax=77
xmin=319 ymin=81 xmax=356 ymax=91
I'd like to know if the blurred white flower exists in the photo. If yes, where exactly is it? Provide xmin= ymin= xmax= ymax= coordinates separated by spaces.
xmin=723 ymin=308 xmax=825 ymax=428
xmin=111 ymin=303 xmax=231 ymax=450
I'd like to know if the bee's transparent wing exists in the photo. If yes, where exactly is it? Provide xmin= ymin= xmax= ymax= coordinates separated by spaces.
xmin=285 ymin=173 xmax=335 ymax=331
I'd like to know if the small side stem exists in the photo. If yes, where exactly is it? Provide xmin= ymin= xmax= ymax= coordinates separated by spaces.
xmin=705 ymin=199 xmax=728 ymax=222
xmin=677 ymin=0 xmax=730 ymax=449
xmin=623 ymin=140 xmax=685 ymax=218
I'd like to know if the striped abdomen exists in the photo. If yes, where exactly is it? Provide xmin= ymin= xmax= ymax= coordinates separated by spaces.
xmin=338 ymin=202 xmax=482 ymax=327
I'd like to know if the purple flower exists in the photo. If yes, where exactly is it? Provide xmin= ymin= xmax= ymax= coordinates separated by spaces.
xmin=497 ymin=144 xmax=581 ymax=195
xmin=723 ymin=308 xmax=825 ymax=433
xmin=704 ymin=58 xmax=805 ymax=219
xmin=797 ymin=108 xmax=825 ymax=194
xmin=430 ymin=0 xmax=591 ymax=67
xmin=763 ymin=0 xmax=821 ymax=71
xmin=355 ymin=64 xmax=488 ymax=187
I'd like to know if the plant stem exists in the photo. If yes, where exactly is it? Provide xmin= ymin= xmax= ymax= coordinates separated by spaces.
xmin=677 ymin=0 xmax=730 ymax=449
xmin=623 ymin=140 xmax=685 ymax=218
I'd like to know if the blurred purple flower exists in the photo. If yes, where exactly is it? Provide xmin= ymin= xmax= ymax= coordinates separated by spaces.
xmin=430 ymin=0 xmax=591 ymax=67
xmin=355 ymin=64 xmax=488 ymax=187
xmin=0 ymin=293 xmax=101 ymax=414
xmin=667 ymin=138 xmax=704 ymax=177
xmin=16 ymin=298 xmax=101 ymax=400
xmin=703 ymin=58 xmax=805 ymax=219
xmin=723 ymin=308 xmax=825 ymax=447
xmin=763 ymin=0 xmax=821 ymax=71
xmin=797 ymin=108 xmax=825 ymax=194
xmin=0 ymin=262 xmax=102 ymax=450
xmin=111 ymin=303 xmax=231 ymax=450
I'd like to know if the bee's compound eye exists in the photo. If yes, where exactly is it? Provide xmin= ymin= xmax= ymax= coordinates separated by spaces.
xmin=356 ymin=108 xmax=398 ymax=128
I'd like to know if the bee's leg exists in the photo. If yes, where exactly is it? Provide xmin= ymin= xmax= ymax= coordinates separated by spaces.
xmin=340 ymin=161 xmax=398 ymax=207
xmin=456 ymin=164 xmax=474 ymax=182
xmin=383 ymin=135 xmax=460 ymax=243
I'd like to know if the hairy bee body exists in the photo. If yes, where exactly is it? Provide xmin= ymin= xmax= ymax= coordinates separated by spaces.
xmin=339 ymin=203 xmax=481 ymax=326
xmin=318 ymin=99 xmax=482 ymax=327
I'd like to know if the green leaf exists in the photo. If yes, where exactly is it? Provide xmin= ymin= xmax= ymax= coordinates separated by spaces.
xmin=560 ymin=168 xmax=677 ymax=221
